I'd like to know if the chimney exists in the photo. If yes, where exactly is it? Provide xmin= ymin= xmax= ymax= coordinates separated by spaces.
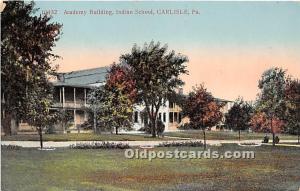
xmin=57 ymin=73 xmax=65 ymax=82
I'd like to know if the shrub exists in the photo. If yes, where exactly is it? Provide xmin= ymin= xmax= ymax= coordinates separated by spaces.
xmin=1 ymin=144 xmax=22 ymax=150
xmin=262 ymin=135 xmax=269 ymax=143
xmin=69 ymin=142 xmax=130 ymax=149
xmin=178 ymin=123 xmax=192 ymax=130
xmin=158 ymin=141 xmax=203 ymax=147
xmin=139 ymin=120 xmax=165 ymax=136
xmin=45 ymin=125 xmax=56 ymax=134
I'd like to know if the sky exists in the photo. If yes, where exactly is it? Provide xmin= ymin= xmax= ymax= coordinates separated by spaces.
xmin=35 ymin=1 xmax=300 ymax=101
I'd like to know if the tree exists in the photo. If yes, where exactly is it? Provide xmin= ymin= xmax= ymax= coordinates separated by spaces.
xmin=56 ymin=109 xmax=73 ymax=133
xmin=285 ymin=78 xmax=300 ymax=143
xmin=255 ymin=67 xmax=286 ymax=146
xmin=88 ymin=86 xmax=108 ymax=134
xmin=225 ymin=98 xmax=253 ymax=140
xmin=250 ymin=112 xmax=284 ymax=135
xmin=24 ymin=87 xmax=58 ymax=149
xmin=120 ymin=41 xmax=188 ymax=137
xmin=106 ymin=63 xmax=137 ymax=103
xmin=88 ymin=64 xmax=135 ymax=134
xmin=182 ymin=85 xmax=223 ymax=149
xmin=1 ymin=1 xmax=62 ymax=135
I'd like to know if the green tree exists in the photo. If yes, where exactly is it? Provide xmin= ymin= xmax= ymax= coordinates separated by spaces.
xmin=24 ymin=87 xmax=58 ymax=149
xmin=256 ymin=67 xmax=287 ymax=146
xmin=88 ymin=63 xmax=135 ymax=134
xmin=120 ymin=41 xmax=188 ymax=137
xmin=88 ymin=86 xmax=133 ymax=135
xmin=56 ymin=109 xmax=73 ymax=133
xmin=285 ymin=78 xmax=300 ymax=143
xmin=182 ymin=85 xmax=223 ymax=149
xmin=225 ymin=98 xmax=253 ymax=140
xmin=1 ymin=1 xmax=62 ymax=135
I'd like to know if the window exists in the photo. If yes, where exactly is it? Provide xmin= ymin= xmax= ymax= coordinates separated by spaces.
xmin=158 ymin=113 xmax=162 ymax=121
xmin=169 ymin=112 xmax=174 ymax=123
xmin=163 ymin=113 xmax=166 ymax=122
xmin=134 ymin=111 xmax=138 ymax=123
xmin=174 ymin=112 xmax=178 ymax=122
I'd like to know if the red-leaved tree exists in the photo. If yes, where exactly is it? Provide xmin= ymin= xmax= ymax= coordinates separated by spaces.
xmin=106 ymin=63 xmax=137 ymax=103
xmin=182 ymin=84 xmax=223 ymax=149
xmin=250 ymin=112 xmax=284 ymax=134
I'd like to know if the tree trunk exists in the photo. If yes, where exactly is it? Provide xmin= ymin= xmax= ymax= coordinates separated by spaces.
xmin=298 ymin=125 xmax=300 ymax=144
xmin=151 ymin=117 xmax=156 ymax=138
xmin=272 ymin=132 xmax=275 ymax=146
xmin=271 ymin=118 xmax=275 ymax=146
xmin=38 ymin=128 xmax=43 ymax=149
xmin=115 ymin=127 xmax=118 ymax=135
xmin=238 ymin=129 xmax=241 ymax=141
xmin=203 ymin=129 xmax=206 ymax=150
xmin=2 ymin=112 xmax=18 ymax=135
xmin=2 ymin=113 xmax=12 ymax=135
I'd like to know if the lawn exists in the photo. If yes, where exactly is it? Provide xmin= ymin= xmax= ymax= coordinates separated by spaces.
xmin=2 ymin=144 xmax=300 ymax=191
xmin=164 ymin=130 xmax=299 ymax=141
xmin=1 ymin=133 xmax=169 ymax=142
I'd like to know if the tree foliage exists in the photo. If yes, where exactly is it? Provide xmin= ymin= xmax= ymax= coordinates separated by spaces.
xmin=1 ymin=1 xmax=62 ymax=134
xmin=285 ymin=78 xmax=300 ymax=143
xmin=120 ymin=41 xmax=188 ymax=137
xmin=253 ymin=67 xmax=287 ymax=145
xmin=225 ymin=98 xmax=253 ymax=139
xmin=88 ymin=64 xmax=135 ymax=134
xmin=106 ymin=63 xmax=137 ymax=103
xmin=24 ymin=86 xmax=58 ymax=148
xmin=182 ymin=84 xmax=223 ymax=148
xmin=250 ymin=112 xmax=284 ymax=134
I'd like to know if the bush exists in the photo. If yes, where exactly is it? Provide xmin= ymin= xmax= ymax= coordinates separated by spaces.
xmin=45 ymin=125 xmax=56 ymax=134
xmin=262 ymin=135 xmax=269 ymax=143
xmin=158 ymin=141 xmax=203 ymax=147
xmin=69 ymin=142 xmax=130 ymax=149
xmin=1 ymin=144 xmax=22 ymax=150
xmin=139 ymin=120 xmax=165 ymax=136
xmin=178 ymin=123 xmax=192 ymax=130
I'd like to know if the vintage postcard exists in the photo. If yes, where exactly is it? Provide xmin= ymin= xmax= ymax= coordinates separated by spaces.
xmin=1 ymin=1 xmax=300 ymax=191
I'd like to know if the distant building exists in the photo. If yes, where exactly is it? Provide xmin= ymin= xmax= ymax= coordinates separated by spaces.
xmin=18 ymin=67 xmax=233 ymax=133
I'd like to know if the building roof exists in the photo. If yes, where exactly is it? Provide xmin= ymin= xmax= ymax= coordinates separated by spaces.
xmin=214 ymin=98 xmax=233 ymax=103
xmin=53 ymin=67 xmax=109 ymax=87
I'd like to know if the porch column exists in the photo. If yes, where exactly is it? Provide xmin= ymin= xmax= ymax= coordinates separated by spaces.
xmin=74 ymin=109 xmax=77 ymax=132
xmin=59 ymin=87 xmax=62 ymax=103
xmin=74 ymin=88 xmax=79 ymax=133
xmin=74 ymin=87 xmax=76 ymax=106
xmin=84 ymin=88 xmax=87 ymax=107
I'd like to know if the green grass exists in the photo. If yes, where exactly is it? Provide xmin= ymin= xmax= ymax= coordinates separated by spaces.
xmin=2 ymin=144 xmax=300 ymax=191
xmin=165 ymin=130 xmax=299 ymax=140
xmin=1 ymin=133 xmax=169 ymax=142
